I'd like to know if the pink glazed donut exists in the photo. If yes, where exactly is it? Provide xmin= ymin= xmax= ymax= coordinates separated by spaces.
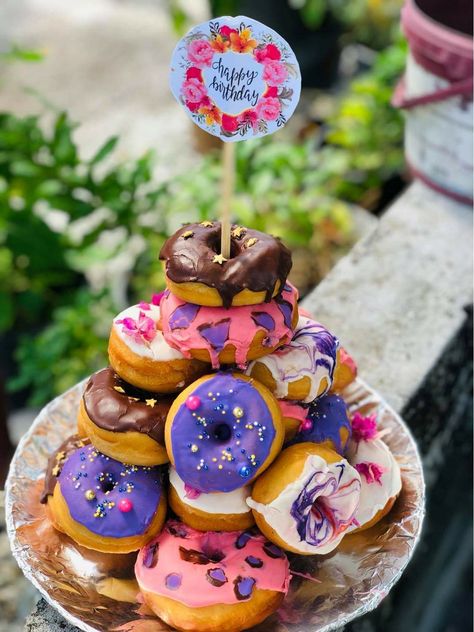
xmin=135 ymin=520 xmax=290 ymax=632
xmin=159 ymin=283 xmax=299 ymax=369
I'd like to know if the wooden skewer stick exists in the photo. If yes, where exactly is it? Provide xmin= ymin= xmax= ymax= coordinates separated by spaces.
xmin=220 ymin=141 xmax=235 ymax=259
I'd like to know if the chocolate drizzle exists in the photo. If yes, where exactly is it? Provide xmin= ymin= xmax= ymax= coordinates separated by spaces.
xmin=179 ymin=546 xmax=212 ymax=565
xmin=82 ymin=368 xmax=172 ymax=444
xmin=40 ymin=435 xmax=90 ymax=503
xmin=159 ymin=222 xmax=292 ymax=309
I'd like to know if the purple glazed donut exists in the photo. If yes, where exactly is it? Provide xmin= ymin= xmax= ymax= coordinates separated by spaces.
xmin=45 ymin=441 xmax=167 ymax=553
xmin=288 ymin=393 xmax=352 ymax=455
xmin=164 ymin=373 xmax=285 ymax=493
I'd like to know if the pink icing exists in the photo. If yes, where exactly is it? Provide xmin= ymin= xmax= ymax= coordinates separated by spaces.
xmin=352 ymin=412 xmax=378 ymax=442
xmin=160 ymin=284 xmax=298 ymax=369
xmin=278 ymin=400 xmax=308 ymax=425
xmin=135 ymin=521 xmax=290 ymax=607
xmin=339 ymin=347 xmax=357 ymax=376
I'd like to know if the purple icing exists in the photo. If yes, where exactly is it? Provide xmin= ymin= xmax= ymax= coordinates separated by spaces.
xmin=165 ymin=573 xmax=182 ymax=590
xmin=198 ymin=319 xmax=231 ymax=351
xmin=263 ymin=542 xmax=284 ymax=559
xmin=235 ymin=531 xmax=252 ymax=549
xmin=233 ymin=576 xmax=256 ymax=600
xmin=171 ymin=373 xmax=276 ymax=493
xmin=169 ymin=303 xmax=200 ymax=329
xmin=245 ymin=555 xmax=263 ymax=568
xmin=58 ymin=445 xmax=162 ymax=538
xmin=290 ymin=463 xmax=349 ymax=546
xmin=275 ymin=297 xmax=293 ymax=329
xmin=206 ymin=568 xmax=228 ymax=587
xmin=143 ymin=542 xmax=159 ymax=568
xmin=251 ymin=311 xmax=275 ymax=331
xmin=289 ymin=394 xmax=351 ymax=454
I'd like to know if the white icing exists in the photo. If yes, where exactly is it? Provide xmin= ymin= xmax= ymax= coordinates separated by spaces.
xmin=246 ymin=315 xmax=337 ymax=403
xmin=247 ymin=455 xmax=360 ymax=554
xmin=346 ymin=437 xmax=401 ymax=531
xmin=169 ymin=467 xmax=251 ymax=515
xmin=113 ymin=304 xmax=184 ymax=361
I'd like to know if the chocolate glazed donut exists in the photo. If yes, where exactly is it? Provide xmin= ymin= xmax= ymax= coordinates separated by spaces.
xmin=82 ymin=368 xmax=172 ymax=444
xmin=159 ymin=222 xmax=292 ymax=309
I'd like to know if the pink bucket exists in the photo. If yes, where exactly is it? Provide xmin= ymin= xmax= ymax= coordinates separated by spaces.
xmin=393 ymin=0 xmax=473 ymax=205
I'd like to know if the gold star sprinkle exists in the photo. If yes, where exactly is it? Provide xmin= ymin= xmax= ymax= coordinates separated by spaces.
xmin=212 ymin=254 xmax=227 ymax=265
xmin=114 ymin=386 xmax=125 ymax=393
xmin=146 ymin=398 xmax=157 ymax=407
xmin=52 ymin=465 xmax=60 ymax=476
xmin=181 ymin=230 xmax=194 ymax=239
xmin=128 ymin=396 xmax=139 ymax=402
xmin=231 ymin=226 xmax=246 ymax=239
xmin=56 ymin=451 xmax=65 ymax=462
xmin=245 ymin=238 xmax=258 ymax=248
xmin=200 ymin=221 xmax=214 ymax=227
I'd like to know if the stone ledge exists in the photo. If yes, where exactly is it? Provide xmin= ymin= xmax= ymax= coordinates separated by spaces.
xmin=303 ymin=181 xmax=473 ymax=413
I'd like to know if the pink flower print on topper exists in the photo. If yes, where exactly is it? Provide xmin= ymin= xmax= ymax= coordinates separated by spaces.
xmin=187 ymin=39 xmax=214 ymax=68
xmin=256 ymin=96 xmax=281 ymax=121
xmin=151 ymin=292 xmax=165 ymax=306
xmin=355 ymin=462 xmax=385 ymax=485
xmin=116 ymin=311 xmax=156 ymax=345
xmin=352 ymin=412 xmax=378 ymax=442
xmin=262 ymin=59 xmax=288 ymax=86
xmin=182 ymin=78 xmax=207 ymax=104
xmin=254 ymin=43 xmax=281 ymax=63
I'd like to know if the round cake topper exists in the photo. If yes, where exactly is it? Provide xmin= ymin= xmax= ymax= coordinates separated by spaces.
xmin=169 ymin=15 xmax=301 ymax=142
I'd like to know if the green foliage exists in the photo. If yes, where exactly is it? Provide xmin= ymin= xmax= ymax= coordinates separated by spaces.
xmin=0 ymin=44 xmax=45 ymax=63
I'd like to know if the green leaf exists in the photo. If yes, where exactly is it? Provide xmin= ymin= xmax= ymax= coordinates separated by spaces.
xmin=89 ymin=136 xmax=119 ymax=166
xmin=0 ymin=44 xmax=45 ymax=63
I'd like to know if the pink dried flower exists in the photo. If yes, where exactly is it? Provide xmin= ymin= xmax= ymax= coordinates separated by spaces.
xmin=184 ymin=483 xmax=201 ymax=499
xmin=151 ymin=292 xmax=165 ymax=306
xmin=138 ymin=301 xmax=151 ymax=310
xmin=355 ymin=461 xmax=385 ymax=485
xmin=116 ymin=311 xmax=156 ymax=345
xmin=352 ymin=412 xmax=377 ymax=442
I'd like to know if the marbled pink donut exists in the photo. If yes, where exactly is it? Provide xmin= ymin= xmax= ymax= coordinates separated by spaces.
xmin=135 ymin=520 xmax=290 ymax=607
xmin=159 ymin=283 xmax=298 ymax=369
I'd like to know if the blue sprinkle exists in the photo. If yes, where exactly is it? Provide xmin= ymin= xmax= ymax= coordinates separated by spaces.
xmin=226 ymin=447 xmax=232 ymax=452
xmin=239 ymin=465 xmax=251 ymax=478
xmin=241 ymin=448 xmax=246 ymax=454
xmin=236 ymin=432 xmax=241 ymax=438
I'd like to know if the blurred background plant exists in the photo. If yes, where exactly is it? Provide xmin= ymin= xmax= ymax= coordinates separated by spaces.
xmin=1 ymin=8 xmax=406 ymax=407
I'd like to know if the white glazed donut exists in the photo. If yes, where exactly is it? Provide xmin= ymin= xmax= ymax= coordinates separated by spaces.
xmin=246 ymin=315 xmax=338 ymax=403
xmin=108 ymin=300 xmax=207 ymax=392
xmin=168 ymin=467 xmax=254 ymax=532
xmin=346 ymin=437 xmax=402 ymax=531
xmin=247 ymin=443 xmax=361 ymax=555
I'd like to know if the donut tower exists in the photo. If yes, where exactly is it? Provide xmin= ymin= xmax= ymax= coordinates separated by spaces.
xmin=40 ymin=221 xmax=403 ymax=632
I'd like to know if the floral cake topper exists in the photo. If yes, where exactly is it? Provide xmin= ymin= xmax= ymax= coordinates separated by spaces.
xmin=169 ymin=16 xmax=301 ymax=142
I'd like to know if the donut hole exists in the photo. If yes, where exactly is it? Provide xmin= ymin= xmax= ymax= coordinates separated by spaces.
xmin=100 ymin=477 xmax=116 ymax=494
xmin=213 ymin=423 xmax=232 ymax=443
xmin=208 ymin=233 xmax=241 ymax=259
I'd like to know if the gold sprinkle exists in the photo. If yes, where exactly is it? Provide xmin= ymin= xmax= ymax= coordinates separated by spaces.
xmin=52 ymin=465 xmax=60 ymax=477
xmin=55 ymin=451 xmax=65 ymax=462
xmin=146 ymin=398 xmax=157 ymax=407
xmin=128 ymin=396 xmax=140 ymax=402
xmin=231 ymin=226 xmax=246 ymax=239
xmin=212 ymin=254 xmax=227 ymax=265
xmin=218 ymin=464 xmax=223 ymax=470
xmin=200 ymin=221 xmax=214 ymax=227
xmin=191 ymin=444 xmax=199 ymax=453
xmin=181 ymin=230 xmax=194 ymax=239
xmin=245 ymin=237 xmax=258 ymax=248
xmin=114 ymin=386 xmax=125 ymax=393
xmin=233 ymin=406 xmax=244 ymax=419
xmin=85 ymin=489 xmax=96 ymax=501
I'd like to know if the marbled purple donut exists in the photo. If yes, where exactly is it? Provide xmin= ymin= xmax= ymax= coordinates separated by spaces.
xmin=169 ymin=373 xmax=277 ymax=493
xmin=289 ymin=394 xmax=352 ymax=455
xmin=58 ymin=445 xmax=163 ymax=537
